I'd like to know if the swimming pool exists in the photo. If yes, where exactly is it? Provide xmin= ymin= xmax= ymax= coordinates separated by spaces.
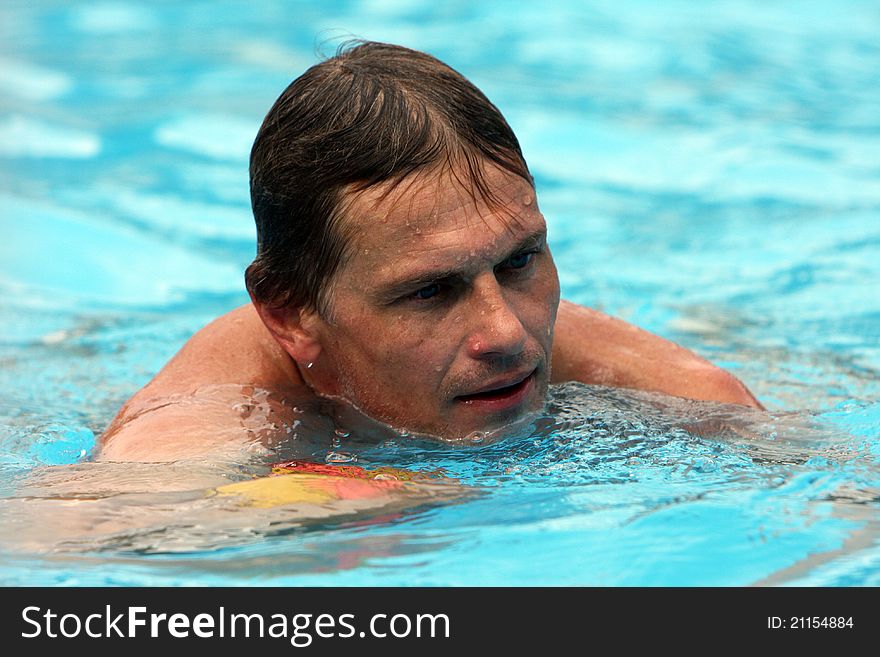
xmin=1 ymin=0 xmax=879 ymax=585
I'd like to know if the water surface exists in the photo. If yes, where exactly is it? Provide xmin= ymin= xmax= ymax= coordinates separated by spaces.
xmin=1 ymin=0 xmax=879 ymax=585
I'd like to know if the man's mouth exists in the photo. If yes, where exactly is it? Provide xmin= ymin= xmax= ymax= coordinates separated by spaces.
xmin=455 ymin=368 xmax=537 ymax=411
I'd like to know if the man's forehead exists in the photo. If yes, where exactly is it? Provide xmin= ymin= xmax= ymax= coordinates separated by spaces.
xmin=342 ymin=164 xmax=539 ymax=248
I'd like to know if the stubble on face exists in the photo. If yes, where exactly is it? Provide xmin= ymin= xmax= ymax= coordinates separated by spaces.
xmin=302 ymin=161 xmax=561 ymax=440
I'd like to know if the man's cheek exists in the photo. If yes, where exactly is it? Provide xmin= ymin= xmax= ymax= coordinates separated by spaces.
xmin=519 ymin=295 xmax=554 ymax=337
xmin=382 ymin=345 xmax=442 ymax=392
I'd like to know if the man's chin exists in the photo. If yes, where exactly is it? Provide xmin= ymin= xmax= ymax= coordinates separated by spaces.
xmin=324 ymin=374 xmax=548 ymax=444
xmin=412 ymin=388 xmax=549 ymax=444
xmin=434 ymin=408 xmax=544 ymax=444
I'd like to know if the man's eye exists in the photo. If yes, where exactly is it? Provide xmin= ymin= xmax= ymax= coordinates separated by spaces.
xmin=412 ymin=283 xmax=441 ymax=300
xmin=506 ymin=251 xmax=536 ymax=270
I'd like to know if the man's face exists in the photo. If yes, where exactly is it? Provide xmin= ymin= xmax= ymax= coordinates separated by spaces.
xmin=304 ymin=161 xmax=560 ymax=440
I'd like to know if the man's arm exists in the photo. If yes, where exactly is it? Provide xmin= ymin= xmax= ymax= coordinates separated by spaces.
xmin=98 ymin=393 xmax=265 ymax=462
xmin=551 ymin=300 xmax=763 ymax=408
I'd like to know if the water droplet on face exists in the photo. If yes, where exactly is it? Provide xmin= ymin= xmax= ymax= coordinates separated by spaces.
xmin=332 ymin=427 xmax=349 ymax=449
xmin=233 ymin=402 xmax=254 ymax=418
xmin=466 ymin=431 xmax=486 ymax=444
xmin=523 ymin=195 xmax=533 ymax=206
xmin=325 ymin=451 xmax=356 ymax=463
xmin=434 ymin=365 xmax=442 ymax=372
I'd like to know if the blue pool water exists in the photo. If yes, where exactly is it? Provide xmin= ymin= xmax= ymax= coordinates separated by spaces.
xmin=1 ymin=0 xmax=879 ymax=585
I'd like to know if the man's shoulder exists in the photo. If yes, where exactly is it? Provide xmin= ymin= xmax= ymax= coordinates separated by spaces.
xmin=140 ymin=303 xmax=300 ymax=400
xmin=98 ymin=304 xmax=304 ymax=460
xmin=551 ymin=301 xmax=763 ymax=408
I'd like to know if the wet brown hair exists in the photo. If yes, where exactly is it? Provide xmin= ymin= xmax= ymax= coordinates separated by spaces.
xmin=246 ymin=41 xmax=532 ymax=315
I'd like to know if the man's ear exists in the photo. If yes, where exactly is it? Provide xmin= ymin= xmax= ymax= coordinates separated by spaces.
xmin=250 ymin=296 xmax=323 ymax=367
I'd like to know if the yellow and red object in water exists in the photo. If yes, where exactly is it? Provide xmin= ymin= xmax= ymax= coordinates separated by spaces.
xmin=213 ymin=460 xmax=438 ymax=508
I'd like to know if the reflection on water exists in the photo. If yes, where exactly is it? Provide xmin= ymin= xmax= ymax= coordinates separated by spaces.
xmin=2 ymin=382 xmax=877 ymax=585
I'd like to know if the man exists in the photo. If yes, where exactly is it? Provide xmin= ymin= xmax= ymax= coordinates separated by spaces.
xmin=98 ymin=42 xmax=761 ymax=463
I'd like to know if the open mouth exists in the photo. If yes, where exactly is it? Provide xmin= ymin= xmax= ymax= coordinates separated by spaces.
xmin=456 ymin=369 xmax=536 ymax=406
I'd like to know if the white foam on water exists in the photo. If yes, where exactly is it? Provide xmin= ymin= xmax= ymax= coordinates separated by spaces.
xmin=359 ymin=0 xmax=426 ymax=15
xmin=0 ymin=115 xmax=100 ymax=158
xmin=232 ymin=40 xmax=311 ymax=71
xmin=81 ymin=185 xmax=255 ymax=241
xmin=117 ymin=189 xmax=254 ymax=240
xmin=69 ymin=2 xmax=157 ymax=33
xmin=0 ymin=58 xmax=73 ymax=101
xmin=154 ymin=114 xmax=258 ymax=161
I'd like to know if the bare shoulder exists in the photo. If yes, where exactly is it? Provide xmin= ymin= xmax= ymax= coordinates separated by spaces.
xmin=98 ymin=304 xmax=304 ymax=461
xmin=551 ymin=300 xmax=763 ymax=408
xmin=141 ymin=304 xmax=300 ymax=396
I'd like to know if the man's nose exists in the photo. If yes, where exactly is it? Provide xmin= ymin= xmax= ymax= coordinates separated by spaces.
xmin=465 ymin=278 xmax=528 ymax=360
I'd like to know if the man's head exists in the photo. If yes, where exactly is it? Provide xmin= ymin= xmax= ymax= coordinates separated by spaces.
xmin=247 ymin=41 xmax=560 ymax=439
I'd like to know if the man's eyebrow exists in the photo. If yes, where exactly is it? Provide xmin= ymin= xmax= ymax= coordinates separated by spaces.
xmin=376 ymin=229 xmax=547 ymax=299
